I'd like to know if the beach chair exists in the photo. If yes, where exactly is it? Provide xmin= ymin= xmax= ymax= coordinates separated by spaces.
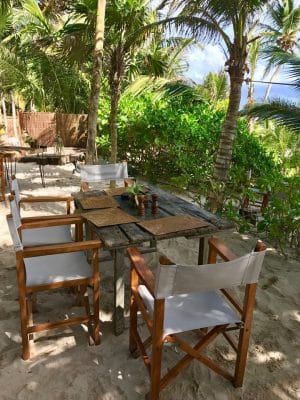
xmin=127 ymin=238 xmax=266 ymax=399
xmin=11 ymin=175 xmax=72 ymax=214
xmin=79 ymin=161 xmax=132 ymax=192
xmin=8 ymin=194 xmax=82 ymax=246
xmin=6 ymin=213 xmax=101 ymax=360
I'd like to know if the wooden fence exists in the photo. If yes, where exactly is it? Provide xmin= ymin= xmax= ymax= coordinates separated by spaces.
xmin=5 ymin=112 xmax=88 ymax=147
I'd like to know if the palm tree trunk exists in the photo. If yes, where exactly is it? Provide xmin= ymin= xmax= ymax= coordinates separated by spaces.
xmin=1 ymin=97 xmax=7 ymax=132
xmin=213 ymin=75 xmax=243 ymax=182
xmin=247 ymin=80 xmax=255 ymax=132
xmin=209 ymin=42 xmax=246 ymax=211
xmin=86 ymin=0 xmax=107 ymax=164
xmin=109 ymin=78 xmax=121 ymax=164
xmin=263 ymin=64 xmax=281 ymax=102
xmin=11 ymin=93 xmax=19 ymax=141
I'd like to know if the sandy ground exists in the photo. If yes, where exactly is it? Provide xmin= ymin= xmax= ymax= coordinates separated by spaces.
xmin=0 ymin=162 xmax=299 ymax=400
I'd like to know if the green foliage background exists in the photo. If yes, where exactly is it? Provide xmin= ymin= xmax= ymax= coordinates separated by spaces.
xmin=96 ymin=91 xmax=299 ymax=254
xmin=97 ymin=91 xmax=279 ymax=188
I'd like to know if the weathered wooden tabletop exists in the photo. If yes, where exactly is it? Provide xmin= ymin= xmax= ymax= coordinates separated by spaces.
xmin=75 ymin=184 xmax=234 ymax=249
xmin=74 ymin=184 xmax=235 ymax=335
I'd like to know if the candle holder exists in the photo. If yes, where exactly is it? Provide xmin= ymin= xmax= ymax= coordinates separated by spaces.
xmin=138 ymin=195 xmax=145 ymax=216
xmin=151 ymin=193 xmax=158 ymax=215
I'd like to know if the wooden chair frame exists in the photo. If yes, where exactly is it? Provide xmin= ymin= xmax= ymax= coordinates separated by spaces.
xmin=8 ymin=193 xmax=83 ymax=244
xmin=127 ymin=238 xmax=266 ymax=400
xmin=7 ymin=215 xmax=102 ymax=360
xmin=11 ymin=175 xmax=72 ymax=214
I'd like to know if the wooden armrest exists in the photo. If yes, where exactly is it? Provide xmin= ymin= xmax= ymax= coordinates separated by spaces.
xmin=22 ymin=240 xmax=102 ymax=257
xmin=159 ymin=255 xmax=174 ymax=265
xmin=20 ymin=195 xmax=72 ymax=203
xmin=21 ymin=215 xmax=83 ymax=229
xmin=127 ymin=247 xmax=155 ymax=296
xmin=208 ymin=237 xmax=237 ymax=262
xmin=21 ymin=214 xmax=81 ymax=223
xmin=254 ymin=240 xmax=267 ymax=252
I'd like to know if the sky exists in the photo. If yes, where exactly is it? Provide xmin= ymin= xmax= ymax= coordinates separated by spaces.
xmin=175 ymin=1 xmax=300 ymax=105
xmin=184 ymin=43 xmax=299 ymax=105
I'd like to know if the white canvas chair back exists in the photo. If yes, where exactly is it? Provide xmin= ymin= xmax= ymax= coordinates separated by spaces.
xmin=80 ymin=161 xmax=128 ymax=183
xmin=155 ymin=250 xmax=266 ymax=299
xmin=11 ymin=177 xmax=21 ymax=205
xmin=9 ymin=195 xmax=22 ymax=229
xmin=7 ymin=217 xmax=23 ymax=252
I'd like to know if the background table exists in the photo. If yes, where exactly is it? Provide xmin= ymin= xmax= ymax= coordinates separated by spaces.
xmin=0 ymin=145 xmax=30 ymax=201
xmin=75 ymin=184 xmax=235 ymax=335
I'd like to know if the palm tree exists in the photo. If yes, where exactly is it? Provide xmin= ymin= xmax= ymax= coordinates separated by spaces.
xmin=103 ymin=0 xmax=163 ymax=163
xmin=260 ymin=0 xmax=300 ymax=101
xmin=244 ymin=51 xmax=300 ymax=133
xmin=197 ymin=70 xmax=229 ymax=104
xmin=161 ymin=0 xmax=267 ymax=209
xmin=0 ymin=0 xmax=90 ymax=113
xmin=86 ymin=0 xmax=107 ymax=164
xmin=245 ymin=39 xmax=261 ymax=132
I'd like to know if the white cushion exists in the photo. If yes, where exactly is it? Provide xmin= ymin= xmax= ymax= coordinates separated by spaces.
xmin=25 ymin=251 xmax=92 ymax=287
xmin=22 ymin=226 xmax=73 ymax=247
xmin=138 ymin=285 xmax=241 ymax=336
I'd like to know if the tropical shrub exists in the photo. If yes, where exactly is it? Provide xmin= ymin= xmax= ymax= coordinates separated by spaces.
xmin=96 ymin=90 xmax=298 ymax=254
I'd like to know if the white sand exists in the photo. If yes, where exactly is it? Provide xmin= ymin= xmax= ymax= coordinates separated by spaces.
xmin=0 ymin=162 xmax=299 ymax=400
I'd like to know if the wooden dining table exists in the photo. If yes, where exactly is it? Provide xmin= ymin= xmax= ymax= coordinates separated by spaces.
xmin=74 ymin=184 xmax=235 ymax=335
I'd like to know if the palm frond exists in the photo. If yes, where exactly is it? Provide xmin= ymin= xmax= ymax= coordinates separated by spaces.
xmin=243 ymin=100 xmax=300 ymax=133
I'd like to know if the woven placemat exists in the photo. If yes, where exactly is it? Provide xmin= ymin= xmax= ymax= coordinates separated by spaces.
xmin=103 ymin=187 xmax=128 ymax=196
xmin=138 ymin=215 xmax=210 ymax=236
xmin=83 ymin=208 xmax=138 ymax=227
xmin=80 ymin=196 xmax=119 ymax=210
xmin=103 ymin=186 xmax=149 ymax=196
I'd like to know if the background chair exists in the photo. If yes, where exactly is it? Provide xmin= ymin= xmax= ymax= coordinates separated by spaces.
xmin=7 ymin=214 xmax=101 ymax=360
xmin=127 ymin=238 xmax=266 ymax=400
xmin=79 ymin=161 xmax=132 ymax=191
xmin=11 ymin=175 xmax=72 ymax=214
xmin=239 ymin=187 xmax=271 ymax=225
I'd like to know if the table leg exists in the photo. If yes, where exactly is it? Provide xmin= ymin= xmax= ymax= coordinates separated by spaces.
xmin=198 ymin=237 xmax=207 ymax=265
xmin=113 ymin=248 xmax=126 ymax=335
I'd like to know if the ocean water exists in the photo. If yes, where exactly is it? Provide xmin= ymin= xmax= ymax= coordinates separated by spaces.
xmin=240 ymin=82 xmax=299 ymax=107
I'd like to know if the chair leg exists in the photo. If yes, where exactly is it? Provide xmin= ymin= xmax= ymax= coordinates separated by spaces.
xmin=129 ymin=295 xmax=138 ymax=355
xmin=20 ymin=295 xmax=30 ymax=360
xmin=149 ymin=331 xmax=164 ymax=400
xmin=27 ymin=295 xmax=34 ymax=341
xmin=92 ymin=277 xmax=100 ymax=346
xmin=149 ymin=299 xmax=165 ymax=400
xmin=234 ymin=284 xmax=257 ymax=387
xmin=233 ymin=325 xmax=251 ymax=387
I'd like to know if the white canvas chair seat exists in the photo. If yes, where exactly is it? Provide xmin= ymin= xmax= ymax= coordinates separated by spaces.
xmin=22 ymin=225 xmax=72 ymax=247
xmin=25 ymin=251 xmax=92 ymax=287
xmin=138 ymin=285 xmax=241 ymax=336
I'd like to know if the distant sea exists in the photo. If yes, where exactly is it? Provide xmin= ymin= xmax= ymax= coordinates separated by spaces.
xmin=240 ymin=82 xmax=299 ymax=108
